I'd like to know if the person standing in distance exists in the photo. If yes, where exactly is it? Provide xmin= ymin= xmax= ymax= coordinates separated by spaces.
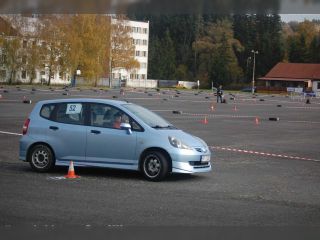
xmin=217 ymin=85 xmax=223 ymax=103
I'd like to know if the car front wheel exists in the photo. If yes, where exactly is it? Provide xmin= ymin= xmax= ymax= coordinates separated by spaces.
xmin=141 ymin=151 xmax=169 ymax=181
xmin=29 ymin=144 xmax=55 ymax=172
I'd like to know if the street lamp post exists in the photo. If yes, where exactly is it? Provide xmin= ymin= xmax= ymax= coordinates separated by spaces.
xmin=251 ymin=50 xmax=258 ymax=94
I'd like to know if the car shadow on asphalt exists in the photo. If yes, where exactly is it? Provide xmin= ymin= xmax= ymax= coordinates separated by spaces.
xmin=56 ymin=166 xmax=200 ymax=182
xmin=14 ymin=162 xmax=202 ymax=182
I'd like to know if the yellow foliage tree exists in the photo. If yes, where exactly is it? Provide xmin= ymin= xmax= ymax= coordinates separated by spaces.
xmin=110 ymin=15 xmax=140 ymax=86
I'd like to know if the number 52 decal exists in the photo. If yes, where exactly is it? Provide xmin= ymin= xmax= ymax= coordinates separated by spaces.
xmin=66 ymin=103 xmax=82 ymax=114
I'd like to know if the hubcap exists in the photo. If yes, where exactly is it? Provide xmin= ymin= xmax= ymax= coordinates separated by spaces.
xmin=32 ymin=149 xmax=49 ymax=168
xmin=144 ymin=155 xmax=161 ymax=178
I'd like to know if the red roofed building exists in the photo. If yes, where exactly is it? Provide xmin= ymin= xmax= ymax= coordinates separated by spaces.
xmin=258 ymin=63 xmax=320 ymax=93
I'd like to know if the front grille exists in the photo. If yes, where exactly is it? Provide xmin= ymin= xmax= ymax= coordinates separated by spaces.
xmin=190 ymin=161 xmax=209 ymax=166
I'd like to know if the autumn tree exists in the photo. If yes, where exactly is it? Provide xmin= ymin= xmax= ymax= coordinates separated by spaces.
xmin=38 ymin=15 xmax=66 ymax=85
xmin=2 ymin=37 xmax=22 ymax=84
xmin=286 ymin=20 xmax=319 ymax=63
xmin=110 ymin=15 xmax=139 ymax=86
xmin=193 ymin=18 xmax=243 ymax=87
xmin=24 ymin=39 xmax=42 ymax=84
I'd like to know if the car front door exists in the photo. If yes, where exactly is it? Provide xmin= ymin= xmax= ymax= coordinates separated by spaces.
xmin=85 ymin=103 xmax=138 ymax=169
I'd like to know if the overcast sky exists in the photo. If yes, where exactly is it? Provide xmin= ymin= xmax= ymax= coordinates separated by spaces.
xmin=280 ymin=14 xmax=320 ymax=22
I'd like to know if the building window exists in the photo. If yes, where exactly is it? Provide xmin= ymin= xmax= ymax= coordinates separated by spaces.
xmin=59 ymin=72 xmax=64 ymax=79
xmin=23 ymin=40 xmax=27 ymax=48
xmin=318 ymin=82 xmax=320 ymax=89
xmin=22 ymin=56 xmax=27 ymax=64
xmin=0 ymin=70 xmax=6 ymax=79
xmin=21 ymin=70 xmax=27 ymax=79
xmin=142 ymin=51 xmax=147 ymax=57
xmin=143 ymin=39 xmax=148 ymax=45
xmin=141 ymin=74 xmax=146 ymax=80
xmin=135 ymin=51 xmax=140 ymax=57
xmin=140 ymin=62 xmax=147 ymax=68
xmin=0 ymin=54 xmax=6 ymax=65
xmin=143 ymin=28 xmax=148 ymax=34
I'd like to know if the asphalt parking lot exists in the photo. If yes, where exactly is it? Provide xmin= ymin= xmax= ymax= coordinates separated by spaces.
xmin=1 ymin=86 xmax=320 ymax=227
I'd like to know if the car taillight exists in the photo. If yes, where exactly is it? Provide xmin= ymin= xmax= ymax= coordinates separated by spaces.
xmin=22 ymin=118 xmax=30 ymax=135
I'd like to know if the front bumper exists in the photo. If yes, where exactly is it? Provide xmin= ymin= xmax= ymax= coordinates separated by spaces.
xmin=172 ymin=160 xmax=211 ymax=173
xmin=169 ymin=150 xmax=212 ymax=173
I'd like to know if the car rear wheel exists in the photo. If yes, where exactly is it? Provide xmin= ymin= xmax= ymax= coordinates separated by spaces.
xmin=141 ymin=151 xmax=169 ymax=181
xmin=29 ymin=144 xmax=55 ymax=172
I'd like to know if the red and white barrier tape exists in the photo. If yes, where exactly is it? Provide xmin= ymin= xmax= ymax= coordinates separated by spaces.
xmin=210 ymin=146 xmax=320 ymax=162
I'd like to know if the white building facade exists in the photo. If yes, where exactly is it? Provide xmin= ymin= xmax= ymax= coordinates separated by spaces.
xmin=111 ymin=18 xmax=149 ymax=82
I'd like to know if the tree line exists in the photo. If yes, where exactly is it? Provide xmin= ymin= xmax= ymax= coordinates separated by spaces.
xmin=131 ymin=14 xmax=320 ymax=88
xmin=0 ymin=14 xmax=138 ymax=86
xmin=0 ymin=14 xmax=319 ymax=88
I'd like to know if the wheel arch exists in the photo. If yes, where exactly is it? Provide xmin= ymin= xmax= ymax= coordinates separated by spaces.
xmin=26 ymin=142 xmax=56 ymax=162
xmin=139 ymin=147 xmax=172 ymax=173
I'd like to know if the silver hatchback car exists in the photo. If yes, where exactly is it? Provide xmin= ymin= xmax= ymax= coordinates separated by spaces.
xmin=19 ymin=99 xmax=211 ymax=181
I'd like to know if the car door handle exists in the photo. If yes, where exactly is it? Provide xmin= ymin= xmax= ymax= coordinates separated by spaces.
xmin=91 ymin=130 xmax=101 ymax=134
xmin=49 ymin=126 xmax=59 ymax=130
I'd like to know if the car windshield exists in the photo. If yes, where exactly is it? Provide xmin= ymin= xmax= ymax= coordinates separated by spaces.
xmin=123 ymin=104 xmax=176 ymax=129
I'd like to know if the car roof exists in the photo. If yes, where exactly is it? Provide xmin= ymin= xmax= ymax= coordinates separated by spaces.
xmin=37 ymin=98 xmax=130 ymax=107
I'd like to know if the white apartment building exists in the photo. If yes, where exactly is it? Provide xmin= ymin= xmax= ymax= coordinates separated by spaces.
xmin=111 ymin=18 xmax=149 ymax=82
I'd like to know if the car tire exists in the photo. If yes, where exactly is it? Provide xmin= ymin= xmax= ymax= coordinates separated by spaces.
xmin=141 ymin=151 xmax=169 ymax=181
xmin=29 ymin=144 xmax=55 ymax=172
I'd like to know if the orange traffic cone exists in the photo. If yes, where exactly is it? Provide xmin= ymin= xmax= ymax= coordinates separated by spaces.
xmin=201 ymin=116 xmax=208 ymax=124
xmin=233 ymin=105 xmax=237 ymax=111
xmin=255 ymin=117 xmax=259 ymax=125
xmin=65 ymin=161 xmax=79 ymax=179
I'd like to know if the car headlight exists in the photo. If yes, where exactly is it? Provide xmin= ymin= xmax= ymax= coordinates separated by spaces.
xmin=168 ymin=136 xmax=192 ymax=150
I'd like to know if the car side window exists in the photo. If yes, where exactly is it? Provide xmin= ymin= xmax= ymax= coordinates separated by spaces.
xmin=55 ymin=103 xmax=84 ymax=125
xmin=40 ymin=104 xmax=56 ymax=119
xmin=90 ymin=103 xmax=142 ymax=131
xmin=90 ymin=103 xmax=129 ymax=129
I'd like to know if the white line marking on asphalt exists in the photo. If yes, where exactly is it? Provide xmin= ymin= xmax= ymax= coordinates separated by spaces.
xmin=47 ymin=176 xmax=66 ymax=180
xmin=288 ymin=120 xmax=320 ymax=124
xmin=0 ymin=130 xmax=22 ymax=136
xmin=211 ymin=146 xmax=320 ymax=162
xmin=0 ymin=99 xmax=22 ymax=102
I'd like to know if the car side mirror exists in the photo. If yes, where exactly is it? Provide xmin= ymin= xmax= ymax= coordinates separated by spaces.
xmin=120 ymin=123 xmax=132 ymax=134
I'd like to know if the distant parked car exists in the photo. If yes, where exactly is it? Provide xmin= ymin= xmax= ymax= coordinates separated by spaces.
xmin=19 ymin=99 xmax=212 ymax=181
xmin=302 ymin=90 xmax=317 ymax=97
xmin=241 ymin=86 xmax=256 ymax=93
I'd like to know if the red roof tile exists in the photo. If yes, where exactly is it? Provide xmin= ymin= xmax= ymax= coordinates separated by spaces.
xmin=264 ymin=63 xmax=320 ymax=80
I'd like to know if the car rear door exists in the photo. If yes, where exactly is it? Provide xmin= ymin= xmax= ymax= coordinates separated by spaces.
xmin=44 ymin=102 xmax=87 ymax=164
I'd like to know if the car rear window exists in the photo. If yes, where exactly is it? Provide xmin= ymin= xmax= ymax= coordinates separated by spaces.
xmin=40 ymin=102 xmax=85 ymax=125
